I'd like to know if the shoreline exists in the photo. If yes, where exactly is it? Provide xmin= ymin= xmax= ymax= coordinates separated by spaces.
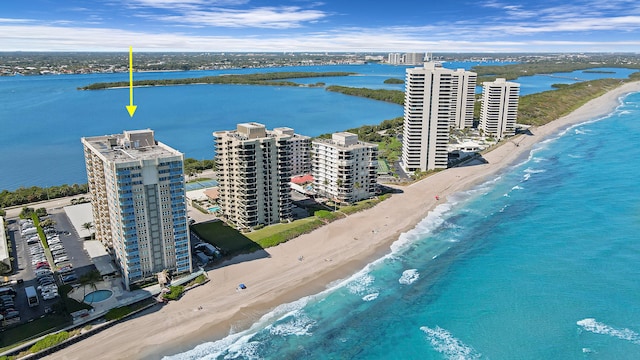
xmin=48 ymin=81 xmax=640 ymax=360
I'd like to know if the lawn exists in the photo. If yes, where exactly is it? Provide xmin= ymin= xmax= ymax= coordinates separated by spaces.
xmin=191 ymin=221 xmax=262 ymax=254
xmin=0 ymin=314 xmax=69 ymax=351
xmin=192 ymin=217 xmax=324 ymax=254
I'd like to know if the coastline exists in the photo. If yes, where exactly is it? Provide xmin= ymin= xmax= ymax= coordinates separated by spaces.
xmin=48 ymin=81 xmax=640 ymax=360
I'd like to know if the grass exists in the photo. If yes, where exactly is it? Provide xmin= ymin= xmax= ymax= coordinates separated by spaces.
xmin=191 ymin=221 xmax=260 ymax=254
xmin=193 ymin=194 xmax=393 ymax=254
xmin=247 ymin=218 xmax=324 ymax=248
xmin=0 ymin=314 xmax=69 ymax=351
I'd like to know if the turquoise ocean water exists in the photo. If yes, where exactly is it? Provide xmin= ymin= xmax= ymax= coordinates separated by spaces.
xmin=163 ymin=93 xmax=640 ymax=359
xmin=0 ymin=62 xmax=633 ymax=191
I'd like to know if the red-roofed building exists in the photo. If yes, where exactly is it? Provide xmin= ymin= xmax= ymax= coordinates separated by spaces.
xmin=291 ymin=174 xmax=314 ymax=185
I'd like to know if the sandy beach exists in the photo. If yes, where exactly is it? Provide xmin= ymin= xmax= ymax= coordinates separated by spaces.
xmin=48 ymin=81 xmax=640 ymax=360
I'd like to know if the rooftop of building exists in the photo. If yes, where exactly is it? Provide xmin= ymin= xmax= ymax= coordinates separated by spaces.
xmin=312 ymin=132 xmax=378 ymax=150
xmin=82 ymin=129 xmax=183 ymax=163
xmin=213 ymin=122 xmax=306 ymax=142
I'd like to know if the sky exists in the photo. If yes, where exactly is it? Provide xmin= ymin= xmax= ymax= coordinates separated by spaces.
xmin=2 ymin=0 xmax=640 ymax=53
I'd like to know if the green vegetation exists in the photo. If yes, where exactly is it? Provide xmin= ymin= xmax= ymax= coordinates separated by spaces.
xmin=326 ymin=86 xmax=404 ymax=105
xmin=471 ymin=60 xmax=640 ymax=82
xmin=163 ymin=285 xmax=185 ymax=301
xmin=339 ymin=194 xmax=392 ymax=215
xmin=191 ymin=221 xmax=260 ymax=254
xmin=104 ymin=306 xmax=133 ymax=321
xmin=184 ymin=158 xmax=216 ymax=177
xmin=247 ymin=218 xmax=325 ymax=248
xmin=186 ymin=274 xmax=208 ymax=287
xmin=28 ymin=331 xmax=71 ymax=353
xmin=518 ymin=78 xmax=628 ymax=126
xmin=314 ymin=209 xmax=345 ymax=223
xmin=193 ymin=193 xmax=393 ymax=254
xmin=0 ymin=183 xmax=88 ymax=208
xmin=79 ymin=72 xmax=355 ymax=90
xmin=383 ymin=78 xmax=404 ymax=84
xmin=0 ymin=315 xmax=69 ymax=352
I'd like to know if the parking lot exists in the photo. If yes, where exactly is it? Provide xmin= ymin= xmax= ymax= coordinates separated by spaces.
xmin=2 ymin=208 xmax=98 ymax=325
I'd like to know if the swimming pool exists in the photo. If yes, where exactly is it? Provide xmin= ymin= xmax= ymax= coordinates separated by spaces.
xmin=208 ymin=206 xmax=220 ymax=213
xmin=83 ymin=289 xmax=113 ymax=303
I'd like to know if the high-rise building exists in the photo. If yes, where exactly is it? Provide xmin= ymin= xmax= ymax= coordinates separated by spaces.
xmin=312 ymin=132 xmax=378 ymax=204
xmin=401 ymin=62 xmax=477 ymax=172
xmin=82 ymin=129 xmax=191 ymax=290
xmin=403 ymin=53 xmax=426 ymax=65
xmin=480 ymin=78 xmax=520 ymax=139
xmin=388 ymin=53 xmax=402 ymax=65
xmin=213 ymin=123 xmax=292 ymax=231
xmin=273 ymin=127 xmax=310 ymax=176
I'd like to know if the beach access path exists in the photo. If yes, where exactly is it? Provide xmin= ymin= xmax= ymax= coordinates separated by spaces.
xmin=48 ymin=81 xmax=640 ymax=360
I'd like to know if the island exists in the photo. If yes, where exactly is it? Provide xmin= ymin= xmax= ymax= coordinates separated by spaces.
xmin=78 ymin=71 xmax=356 ymax=90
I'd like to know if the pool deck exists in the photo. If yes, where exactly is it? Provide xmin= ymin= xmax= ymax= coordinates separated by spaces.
xmin=67 ymin=278 xmax=158 ymax=320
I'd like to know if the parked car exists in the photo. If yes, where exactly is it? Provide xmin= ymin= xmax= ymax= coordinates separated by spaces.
xmin=62 ymin=274 xmax=77 ymax=283
xmin=54 ymin=256 xmax=69 ymax=264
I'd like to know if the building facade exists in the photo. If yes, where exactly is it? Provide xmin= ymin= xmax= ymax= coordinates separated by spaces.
xmin=213 ymin=123 xmax=292 ymax=231
xmin=274 ymin=127 xmax=310 ymax=176
xmin=401 ymin=62 xmax=477 ymax=172
xmin=82 ymin=129 xmax=191 ymax=290
xmin=403 ymin=53 xmax=426 ymax=65
xmin=312 ymin=132 xmax=378 ymax=204
xmin=480 ymin=78 xmax=520 ymax=139
xmin=388 ymin=53 xmax=402 ymax=65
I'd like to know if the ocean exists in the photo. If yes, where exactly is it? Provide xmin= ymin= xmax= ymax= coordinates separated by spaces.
xmin=0 ymin=62 xmax=633 ymax=191
xmin=163 ymin=93 xmax=640 ymax=359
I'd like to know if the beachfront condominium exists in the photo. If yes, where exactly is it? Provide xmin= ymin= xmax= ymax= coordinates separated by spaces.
xmin=401 ymin=62 xmax=477 ymax=172
xmin=480 ymin=78 xmax=520 ymax=140
xmin=312 ymin=132 xmax=378 ymax=204
xmin=388 ymin=53 xmax=402 ymax=65
xmin=82 ymin=129 xmax=191 ymax=290
xmin=404 ymin=53 xmax=426 ymax=65
xmin=213 ymin=123 xmax=293 ymax=231
xmin=273 ymin=127 xmax=311 ymax=176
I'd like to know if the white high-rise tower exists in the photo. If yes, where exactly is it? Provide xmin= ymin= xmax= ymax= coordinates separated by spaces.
xmin=480 ymin=78 xmax=520 ymax=140
xmin=401 ymin=62 xmax=477 ymax=172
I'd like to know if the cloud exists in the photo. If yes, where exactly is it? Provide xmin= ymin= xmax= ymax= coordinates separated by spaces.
xmin=146 ymin=6 xmax=327 ymax=29
xmin=2 ymin=23 xmax=640 ymax=53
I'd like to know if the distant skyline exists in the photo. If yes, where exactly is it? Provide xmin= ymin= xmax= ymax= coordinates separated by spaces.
xmin=2 ymin=0 xmax=640 ymax=53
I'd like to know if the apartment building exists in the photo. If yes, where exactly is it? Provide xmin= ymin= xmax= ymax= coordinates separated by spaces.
xmin=480 ymin=78 xmax=520 ymax=139
xmin=312 ymin=132 xmax=378 ymax=204
xmin=404 ymin=53 xmax=426 ymax=65
xmin=213 ymin=123 xmax=292 ymax=231
xmin=401 ymin=62 xmax=477 ymax=172
xmin=82 ymin=129 xmax=191 ymax=290
xmin=273 ymin=127 xmax=311 ymax=176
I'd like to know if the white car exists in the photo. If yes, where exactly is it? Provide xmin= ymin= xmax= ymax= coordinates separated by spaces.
xmin=54 ymin=256 xmax=69 ymax=264
xmin=42 ymin=292 xmax=59 ymax=300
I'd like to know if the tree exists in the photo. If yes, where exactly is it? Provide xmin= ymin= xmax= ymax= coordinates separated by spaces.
xmin=82 ymin=222 xmax=94 ymax=239
xmin=79 ymin=270 xmax=102 ymax=304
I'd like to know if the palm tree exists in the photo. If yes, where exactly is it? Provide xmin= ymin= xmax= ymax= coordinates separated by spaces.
xmin=80 ymin=269 xmax=102 ymax=304
xmin=82 ymin=222 xmax=94 ymax=240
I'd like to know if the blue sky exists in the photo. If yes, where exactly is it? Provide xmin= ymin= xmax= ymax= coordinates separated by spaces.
xmin=2 ymin=0 xmax=640 ymax=52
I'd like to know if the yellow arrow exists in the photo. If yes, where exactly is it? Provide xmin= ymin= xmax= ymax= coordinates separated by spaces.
xmin=126 ymin=46 xmax=137 ymax=117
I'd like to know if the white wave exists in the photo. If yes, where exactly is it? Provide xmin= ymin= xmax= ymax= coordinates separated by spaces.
xmin=574 ymin=128 xmax=591 ymax=135
xmin=523 ymin=173 xmax=531 ymax=181
xmin=511 ymin=185 xmax=523 ymax=190
xmin=268 ymin=313 xmax=315 ymax=337
xmin=523 ymin=167 xmax=546 ymax=174
xmin=421 ymin=326 xmax=481 ymax=359
xmin=399 ymin=269 xmax=420 ymax=285
xmin=498 ymin=204 xmax=509 ymax=213
xmin=567 ymin=154 xmax=582 ymax=159
xmin=362 ymin=292 xmax=379 ymax=301
xmin=346 ymin=273 xmax=375 ymax=295
xmin=389 ymin=202 xmax=452 ymax=254
xmin=577 ymin=318 xmax=640 ymax=344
